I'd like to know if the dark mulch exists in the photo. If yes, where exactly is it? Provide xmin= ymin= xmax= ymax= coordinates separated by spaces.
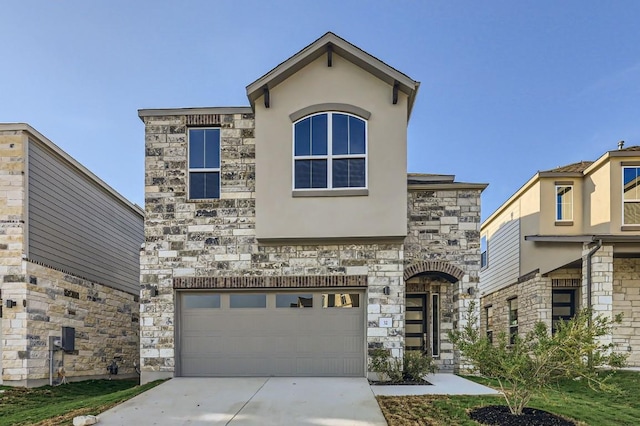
xmin=469 ymin=405 xmax=576 ymax=426
xmin=368 ymin=380 xmax=432 ymax=386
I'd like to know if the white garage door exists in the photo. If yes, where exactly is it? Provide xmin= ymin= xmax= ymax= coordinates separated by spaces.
xmin=179 ymin=291 xmax=365 ymax=377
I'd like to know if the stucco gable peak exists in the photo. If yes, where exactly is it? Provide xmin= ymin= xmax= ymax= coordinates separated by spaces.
xmin=246 ymin=32 xmax=420 ymax=118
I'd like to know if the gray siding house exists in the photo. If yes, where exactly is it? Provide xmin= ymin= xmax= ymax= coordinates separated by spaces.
xmin=139 ymin=33 xmax=487 ymax=383
xmin=0 ymin=123 xmax=144 ymax=387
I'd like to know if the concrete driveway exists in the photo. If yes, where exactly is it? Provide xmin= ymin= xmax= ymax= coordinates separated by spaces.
xmin=97 ymin=377 xmax=387 ymax=426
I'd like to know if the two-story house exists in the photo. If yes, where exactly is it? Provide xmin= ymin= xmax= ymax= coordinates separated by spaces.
xmin=0 ymin=123 xmax=144 ymax=387
xmin=480 ymin=144 xmax=640 ymax=365
xmin=139 ymin=33 xmax=487 ymax=384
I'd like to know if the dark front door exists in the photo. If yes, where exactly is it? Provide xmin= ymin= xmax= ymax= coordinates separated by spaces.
xmin=405 ymin=294 xmax=427 ymax=351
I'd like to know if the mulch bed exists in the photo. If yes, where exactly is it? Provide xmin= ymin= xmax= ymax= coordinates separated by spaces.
xmin=469 ymin=405 xmax=576 ymax=426
xmin=368 ymin=380 xmax=432 ymax=386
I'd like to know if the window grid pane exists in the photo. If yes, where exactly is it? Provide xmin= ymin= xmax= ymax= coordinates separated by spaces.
xmin=556 ymin=186 xmax=573 ymax=221
xmin=294 ymin=112 xmax=366 ymax=190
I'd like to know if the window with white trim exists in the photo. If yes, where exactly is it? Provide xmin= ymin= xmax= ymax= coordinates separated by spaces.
xmin=556 ymin=185 xmax=573 ymax=221
xmin=188 ymin=128 xmax=220 ymax=199
xmin=293 ymin=112 xmax=366 ymax=190
xmin=623 ymin=167 xmax=640 ymax=224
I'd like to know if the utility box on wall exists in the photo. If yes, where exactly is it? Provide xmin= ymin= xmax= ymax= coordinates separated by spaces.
xmin=61 ymin=326 xmax=75 ymax=352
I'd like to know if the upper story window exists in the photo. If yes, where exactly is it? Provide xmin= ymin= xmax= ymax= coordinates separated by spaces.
xmin=189 ymin=128 xmax=220 ymax=199
xmin=480 ymin=235 xmax=488 ymax=268
xmin=623 ymin=167 xmax=640 ymax=224
xmin=293 ymin=112 xmax=367 ymax=190
xmin=555 ymin=185 xmax=573 ymax=221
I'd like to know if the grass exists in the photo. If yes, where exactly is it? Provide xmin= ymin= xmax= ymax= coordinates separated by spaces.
xmin=376 ymin=370 xmax=640 ymax=426
xmin=0 ymin=378 xmax=163 ymax=426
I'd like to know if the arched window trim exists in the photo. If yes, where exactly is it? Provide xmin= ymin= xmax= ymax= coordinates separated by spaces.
xmin=292 ymin=111 xmax=368 ymax=193
xmin=289 ymin=103 xmax=371 ymax=122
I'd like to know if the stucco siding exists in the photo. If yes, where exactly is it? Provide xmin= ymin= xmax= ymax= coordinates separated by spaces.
xmin=27 ymin=139 xmax=143 ymax=294
xmin=254 ymin=54 xmax=408 ymax=240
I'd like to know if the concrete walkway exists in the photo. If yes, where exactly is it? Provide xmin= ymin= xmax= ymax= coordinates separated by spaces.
xmin=97 ymin=377 xmax=387 ymax=426
xmin=371 ymin=373 xmax=502 ymax=396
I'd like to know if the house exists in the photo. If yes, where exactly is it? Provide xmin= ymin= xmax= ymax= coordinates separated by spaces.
xmin=479 ymin=144 xmax=640 ymax=364
xmin=138 ymin=32 xmax=487 ymax=384
xmin=0 ymin=123 xmax=144 ymax=387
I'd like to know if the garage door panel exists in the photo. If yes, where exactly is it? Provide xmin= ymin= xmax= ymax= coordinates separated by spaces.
xmin=179 ymin=291 xmax=364 ymax=377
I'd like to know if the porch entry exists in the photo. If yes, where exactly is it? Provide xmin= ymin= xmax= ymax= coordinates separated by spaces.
xmin=405 ymin=293 xmax=439 ymax=357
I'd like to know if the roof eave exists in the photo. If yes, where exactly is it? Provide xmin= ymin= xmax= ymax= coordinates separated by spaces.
xmin=246 ymin=32 xmax=419 ymax=117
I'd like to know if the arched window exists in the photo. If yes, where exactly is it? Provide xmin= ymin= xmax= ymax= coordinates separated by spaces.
xmin=293 ymin=112 xmax=367 ymax=190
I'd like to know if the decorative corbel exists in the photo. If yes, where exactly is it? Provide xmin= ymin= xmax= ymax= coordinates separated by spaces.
xmin=392 ymin=81 xmax=399 ymax=105
xmin=263 ymin=86 xmax=270 ymax=108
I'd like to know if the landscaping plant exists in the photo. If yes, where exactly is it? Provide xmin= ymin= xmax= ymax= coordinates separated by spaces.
xmin=449 ymin=302 xmax=627 ymax=416
xmin=369 ymin=348 xmax=436 ymax=383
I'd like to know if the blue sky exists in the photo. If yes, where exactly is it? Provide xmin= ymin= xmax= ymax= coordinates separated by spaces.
xmin=2 ymin=1 xmax=640 ymax=220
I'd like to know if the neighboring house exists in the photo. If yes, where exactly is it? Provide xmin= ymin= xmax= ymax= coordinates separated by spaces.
xmin=139 ymin=32 xmax=487 ymax=384
xmin=480 ymin=144 xmax=640 ymax=365
xmin=0 ymin=124 xmax=144 ymax=387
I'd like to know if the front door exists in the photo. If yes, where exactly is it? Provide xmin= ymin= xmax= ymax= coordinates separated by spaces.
xmin=405 ymin=294 xmax=427 ymax=352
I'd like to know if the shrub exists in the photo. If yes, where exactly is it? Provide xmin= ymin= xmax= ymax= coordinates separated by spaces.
xmin=449 ymin=302 xmax=627 ymax=415
xmin=369 ymin=348 xmax=436 ymax=383
xmin=403 ymin=350 xmax=437 ymax=381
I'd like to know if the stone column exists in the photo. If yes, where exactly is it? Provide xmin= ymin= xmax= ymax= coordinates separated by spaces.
xmin=582 ymin=243 xmax=614 ymax=346
xmin=366 ymin=244 xmax=404 ymax=379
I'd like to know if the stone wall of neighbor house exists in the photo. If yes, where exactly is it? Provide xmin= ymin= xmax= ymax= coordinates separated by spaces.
xmin=0 ymin=129 xmax=28 ymax=385
xmin=480 ymin=267 xmax=585 ymax=344
xmin=613 ymin=257 xmax=640 ymax=366
xmin=1 ymin=261 xmax=139 ymax=386
xmin=405 ymin=188 xmax=482 ymax=372
xmin=141 ymin=112 xmax=406 ymax=380
xmin=480 ymin=272 xmax=552 ymax=341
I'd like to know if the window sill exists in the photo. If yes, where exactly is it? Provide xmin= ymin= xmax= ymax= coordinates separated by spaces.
xmin=292 ymin=189 xmax=368 ymax=197
xmin=554 ymin=221 xmax=574 ymax=226
xmin=621 ymin=225 xmax=640 ymax=231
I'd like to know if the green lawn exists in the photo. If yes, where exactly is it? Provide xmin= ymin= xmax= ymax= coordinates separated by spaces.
xmin=377 ymin=370 xmax=640 ymax=426
xmin=0 ymin=378 xmax=163 ymax=426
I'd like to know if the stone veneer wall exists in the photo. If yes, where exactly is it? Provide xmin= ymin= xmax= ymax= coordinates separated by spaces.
xmin=480 ymin=267 xmax=583 ymax=341
xmin=613 ymin=257 xmax=640 ymax=366
xmin=141 ymin=112 xmax=405 ymax=381
xmin=0 ymin=130 xmax=27 ymax=386
xmin=1 ymin=261 xmax=139 ymax=386
xmin=405 ymin=188 xmax=482 ymax=372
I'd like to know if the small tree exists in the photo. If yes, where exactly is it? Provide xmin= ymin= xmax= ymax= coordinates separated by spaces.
xmin=449 ymin=302 xmax=627 ymax=415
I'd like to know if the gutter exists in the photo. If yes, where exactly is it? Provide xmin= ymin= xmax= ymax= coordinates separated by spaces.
xmin=585 ymin=238 xmax=603 ymax=325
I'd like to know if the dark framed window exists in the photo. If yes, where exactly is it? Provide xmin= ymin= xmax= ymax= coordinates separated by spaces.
xmin=552 ymin=289 xmax=576 ymax=333
xmin=293 ymin=112 xmax=366 ymax=190
xmin=508 ymin=298 xmax=518 ymax=344
xmin=485 ymin=305 xmax=494 ymax=343
xmin=623 ymin=167 xmax=640 ymax=224
xmin=480 ymin=236 xmax=488 ymax=268
xmin=556 ymin=185 xmax=573 ymax=221
xmin=189 ymin=128 xmax=220 ymax=199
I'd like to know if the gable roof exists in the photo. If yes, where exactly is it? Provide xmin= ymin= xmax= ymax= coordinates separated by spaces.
xmin=246 ymin=32 xmax=420 ymax=118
